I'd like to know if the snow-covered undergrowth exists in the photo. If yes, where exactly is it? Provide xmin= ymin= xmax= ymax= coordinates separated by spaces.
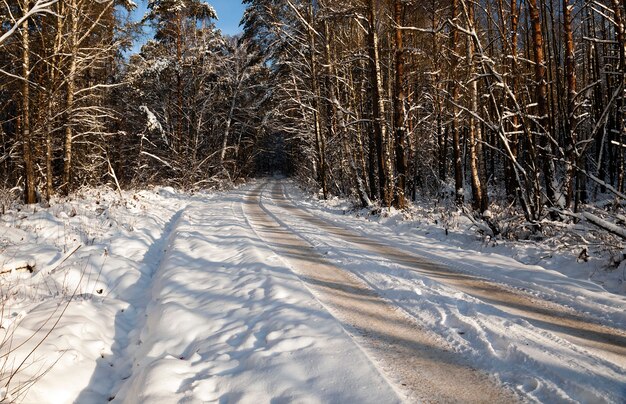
xmin=0 ymin=186 xmax=193 ymax=402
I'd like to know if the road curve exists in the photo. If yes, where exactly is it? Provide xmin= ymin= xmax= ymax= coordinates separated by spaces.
xmin=266 ymin=180 xmax=626 ymax=369
xmin=242 ymin=182 xmax=519 ymax=403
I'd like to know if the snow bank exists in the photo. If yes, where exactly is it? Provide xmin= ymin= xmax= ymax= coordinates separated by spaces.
xmin=0 ymin=186 xmax=191 ymax=402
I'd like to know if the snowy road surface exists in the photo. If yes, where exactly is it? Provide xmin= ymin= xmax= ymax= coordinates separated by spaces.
xmin=108 ymin=184 xmax=401 ymax=403
xmin=243 ymin=183 xmax=516 ymax=402
xmin=2 ymin=180 xmax=626 ymax=403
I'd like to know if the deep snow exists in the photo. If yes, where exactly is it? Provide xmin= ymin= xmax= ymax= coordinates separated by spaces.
xmin=1 ymin=185 xmax=398 ymax=403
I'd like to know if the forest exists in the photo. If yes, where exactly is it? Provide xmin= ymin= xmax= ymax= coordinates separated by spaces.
xmin=2 ymin=0 xmax=626 ymax=238
xmin=2 ymin=2 xmax=626 ymax=402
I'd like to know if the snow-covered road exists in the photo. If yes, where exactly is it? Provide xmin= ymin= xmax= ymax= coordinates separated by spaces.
xmin=259 ymin=180 xmax=626 ymax=402
xmin=244 ymin=183 xmax=517 ymax=402
xmin=265 ymin=182 xmax=626 ymax=362
xmin=108 ymin=185 xmax=401 ymax=403
xmin=2 ymin=180 xmax=625 ymax=403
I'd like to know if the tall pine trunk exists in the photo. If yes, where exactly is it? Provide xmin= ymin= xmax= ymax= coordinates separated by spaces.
xmin=45 ymin=2 xmax=65 ymax=199
xmin=220 ymin=75 xmax=243 ymax=169
xmin=563 ymin=0 xmax=578 ymax=208
xmin=307 ymin=1 xmax=327 ymax=199
xmin=449 ymin=0 xmax=464 ymax=204
xmin=367 ymin=0 xmax=392 ymax=206
xmin=63 ymin=0 xmax=78 ymax=195
xmin=612 ymin=0 xmax=626 ymax=192
xmin=506 ymin=0 xmax=520 ymax=202
xmin=21 ymin=2 xmax=36 ymax=204
xmin=466 ymin=2 xmax=488 ymax=213
xmin=393 ymin=0 xmax=408 ymax=208
xmin=528 ymin=0 xmax=558 ymax=214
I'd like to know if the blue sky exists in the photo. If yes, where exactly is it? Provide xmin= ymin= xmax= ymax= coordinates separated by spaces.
xmin=130 ymin=0 xmax=246 ymax=39
xmin=204 ymin=0 xmax=246 ymax=36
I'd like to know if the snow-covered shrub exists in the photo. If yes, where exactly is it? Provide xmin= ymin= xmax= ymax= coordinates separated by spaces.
xmin=0 ymin=188 xmax=20 ymax=216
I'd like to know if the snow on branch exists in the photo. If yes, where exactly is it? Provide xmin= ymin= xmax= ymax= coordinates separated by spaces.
xmin=0 ymin=0 xmax=59 ymax=47
xmin=139 ymin=105 xmax=164 ymax=134
xmin=558 ymin=209 xmax=626 ymax=241
xmin=581 ymin=212 xmax=626 ymax=240
xmin=141 ymin=151 xmax=175 ymax=170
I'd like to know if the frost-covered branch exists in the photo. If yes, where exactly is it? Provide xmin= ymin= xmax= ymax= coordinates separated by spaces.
xmin=0 ymin=0 xmax=58 ymax=46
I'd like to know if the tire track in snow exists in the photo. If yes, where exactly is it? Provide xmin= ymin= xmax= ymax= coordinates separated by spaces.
xmin=271 ymin=181 xmax=626 ymax=366
xmin=266 ymin=180 xmax=626 ymax=401
xmin=243 ymin=182 xmax=518 ymax=403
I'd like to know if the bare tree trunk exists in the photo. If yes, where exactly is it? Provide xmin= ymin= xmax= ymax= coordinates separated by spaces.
xmin=62 ymin=0 xmax=78 ymax=195
xmin=506 ymin=0 xmax=520 ymax=202
xmin=21 ymin=2 xmax=36 ymax=204
xmin=45 ymin=105 xmax=53 ymax=199
xmin=336 ymin=69 xmax=371 ymax=207
xmin=176 ymin=10 xmax=183 ymax=154
xmin=348 ymin=65 xmax=372 ymax=202
xmin=45 ymin=1 xmax=65 ymax=200
xmin=449 ymin=0 xmax=464 ymax=204
xmin=563 ymin=0 xmax=578 ymax=208
xmin=466 ymin=2 xmax=488 ymax=213
xmin=393 ymin=0 xmax=408 ymax=209
xmin=322 ymin=17 xmax=339 ymax=189
xmin=220 ymin=76 xmax=243 ymax=169
xmin=367 ymin=0 xmax=392 ymax=206
xmin=612 ymin=0 xmax=626 ymax=192
xmin=528 ymin=0 xmax=558 ymax=213
xmin=307 ymin=1 xmax=327 ymax=199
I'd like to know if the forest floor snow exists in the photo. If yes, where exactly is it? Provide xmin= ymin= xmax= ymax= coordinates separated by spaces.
xmin=0 ymin=179 xmax=625 ymax=403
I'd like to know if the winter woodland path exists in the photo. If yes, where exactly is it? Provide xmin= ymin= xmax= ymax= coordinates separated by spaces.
xmin=243 ymin=182 xmax=516 ymax=402
xmin=263 ymin=182 xmax=626 ymax=367
xmin=107 ymin=180 xmax=625 ymax=403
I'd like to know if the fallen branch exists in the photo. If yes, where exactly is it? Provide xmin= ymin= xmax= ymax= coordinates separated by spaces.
xmin=555 ymin=209 xmax=626 ymax=240
xmin=462 ymin=206 xmax=497 ymax=237
xmin=581 ymin=212 xmax=626 ymax=240
xmin=0 ymin=260 xmax=35 ymax=275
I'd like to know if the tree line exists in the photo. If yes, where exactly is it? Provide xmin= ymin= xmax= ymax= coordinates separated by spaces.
xmin=2 ymin=0 xmax=626 ymax=235
xmin=1 ymin=0 xmax=268 ymax=203
xmin=241 ymin=0 xmax=626 ymax=234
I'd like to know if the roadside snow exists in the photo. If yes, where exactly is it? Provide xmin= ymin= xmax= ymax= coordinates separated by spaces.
xmin=273 ymin=180 xmax=626 ymax=403
xmin=1 ymin=185 xmax=399 ymax=403
xmin=1 ymin=186 xmax=190 ymax=402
